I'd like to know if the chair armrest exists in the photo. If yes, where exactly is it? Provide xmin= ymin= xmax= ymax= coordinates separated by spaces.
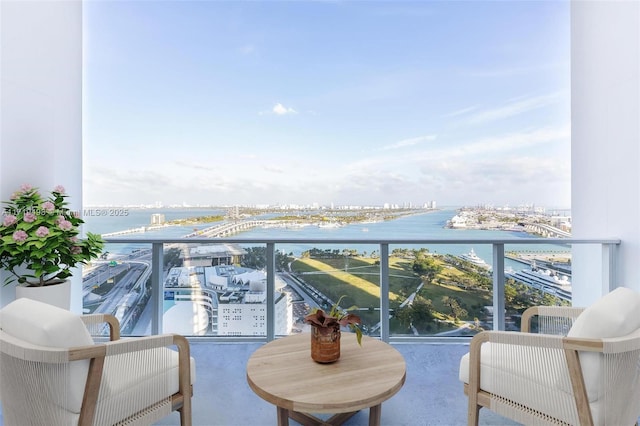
xmin=81 ymin=314 xmax=121 ymax=341
xmin=69 ymin=334 xmax=188 ymax=360
xmin=521 ymin=306 xmax=585 ymax=333
xmin=470 ymin=330 xmax=603 ymax=363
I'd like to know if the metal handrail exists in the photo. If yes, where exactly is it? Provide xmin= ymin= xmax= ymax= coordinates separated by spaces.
xmin=103 ymin=237 xmax=620 ymax=343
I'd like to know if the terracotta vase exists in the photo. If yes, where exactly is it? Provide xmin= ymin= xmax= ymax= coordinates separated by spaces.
xmin=310 ymin=325 xmax=341 ymax=363
xmin=15 ymin=279 xmax=71 ymax=310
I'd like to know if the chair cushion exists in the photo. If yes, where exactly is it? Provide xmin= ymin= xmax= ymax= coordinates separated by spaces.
xmin=568 ymin=287 xmax=640 ymax=338
xmin=567 ymin=286 xmax=640 ymax=401
xmin=0 ymin=298 xmax=94 ymax=413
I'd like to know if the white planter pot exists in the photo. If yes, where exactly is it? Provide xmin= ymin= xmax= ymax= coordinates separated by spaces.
xmin=15 ymin=279 xmax=71 ymax=310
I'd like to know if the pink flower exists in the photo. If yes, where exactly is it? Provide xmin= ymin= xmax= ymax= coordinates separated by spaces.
xmin=41 ymin=201 xmax=55 ymax=212
xmin=58 ymin=219 xmax=73 ymax=231
xmin=71 ymin=246 xmax=83 ymax=254
xmin=12 ymin=230 xmax=27 ymax=242
xmin=55 ymin=215 xmax=65 ymax=225
xmin=53 ymin=185 xmax=65 ymax=194
xmin=70 ymin=236 xmax=79 ymax=243
xmin=23 ymin=212 xmax=37 ymax=223
xmin=20 ymin=184 xmax=33 ymax=192
xmin=35 ymin=226 xmax=49 ymax=237
xmin=3 ymin=215 xmax=17 ymax=226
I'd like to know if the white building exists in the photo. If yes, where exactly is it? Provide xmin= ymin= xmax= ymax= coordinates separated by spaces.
xmin=218 ymin=280 xmax=292 ymax=337
xmin=150 ymin=213 xmax=166 ymax=225
xmin=450 ymin=215 xmax=467 ymax=228
xmin=163 ymin=264 xmax=293 ymax=336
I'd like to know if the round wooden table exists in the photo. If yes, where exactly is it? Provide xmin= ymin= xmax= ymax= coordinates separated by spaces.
xmin=246 ymin=333 xmax=406 ymax=426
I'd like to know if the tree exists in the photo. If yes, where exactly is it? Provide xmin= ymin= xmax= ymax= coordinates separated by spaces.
xmin=241 ymin=246 xmax=266 ymax=269
xmin=411 ymin=299 xmax=435 ymax=330
xmin=504 ymin=282 xmax=518 ymax=305
xmin=412 ymin=256 xmax=442 ymax=283
xmin=395 ymin=305 xmax=413 ymax=328
xmin=163 ymin=247 xmax=182 ymax=269
xmin=442 ymin=296 xmax=467 ymax=320
xmin=394 ymin=298 xmax=435 ymax=332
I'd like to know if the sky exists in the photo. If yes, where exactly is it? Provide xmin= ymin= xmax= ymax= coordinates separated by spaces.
xmin=83 ymin=0 xmax=571 ymax=209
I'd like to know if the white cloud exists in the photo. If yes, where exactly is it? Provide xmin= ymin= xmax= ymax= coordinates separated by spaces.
xmin=380 ymin=135 xmax=437 ymax=151
xmin=326 ymin=124 xmax=570 ymax=205
xmin=85 ymin=124 xmax=570 ymax=207
xmin=174 ymin=160 xmax=214 ymax=171
xmin=272 ymin=103 xmax=297 ymax=115
xmin=467 ymin=92 xmax=564 ymax=124
xmin=438 ymin=126 xmax=570 ymax=158
xmin=442 ymin=105 xmax=479 ymax=118
xmin=462 ymin=62 xmax=568 ymax=79
xmin=257 ymin=103 xmax=299 ymax=116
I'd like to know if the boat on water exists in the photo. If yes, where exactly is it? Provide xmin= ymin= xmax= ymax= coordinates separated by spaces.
xmin=458 ymin=248 xmax=491 ymax=269
xmin=506 ymin=261 xmax=571 ymax=301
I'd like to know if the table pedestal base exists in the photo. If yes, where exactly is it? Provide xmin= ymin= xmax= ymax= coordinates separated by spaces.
xmin=277 ymin=405 xmax=381 ymax=426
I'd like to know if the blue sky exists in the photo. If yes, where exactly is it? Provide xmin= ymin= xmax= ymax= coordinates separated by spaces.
xmin=83 ymin=0 xmax=570 ymax=209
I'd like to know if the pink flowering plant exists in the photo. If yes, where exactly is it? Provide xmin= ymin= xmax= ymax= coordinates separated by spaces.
xmin=0 ymin=184 xmax=103 ymax=286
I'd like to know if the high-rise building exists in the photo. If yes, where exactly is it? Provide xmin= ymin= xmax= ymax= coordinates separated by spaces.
xmin=151 ymin=213 xmax=165 ymax=225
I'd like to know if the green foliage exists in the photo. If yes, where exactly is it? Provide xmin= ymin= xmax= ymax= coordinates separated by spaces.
xmin=441 ymin=295 xmax=468 ymax=320
xmin=0 ymin=184 xmax=104 ymax=286
xmin=412 ymin=252 xmax=442 ymax=282
xmin=163 ymin=247 xmax=183 ymax=269
xmin=240 ymin=246 xmax=290 ymax=271
xmin=395 ymin=298 xmax=436 ymax=332
xmin=167 ymin=215 xmax=224 ymax=225
xmin=306 ymin=295 xmax=363 ymax=345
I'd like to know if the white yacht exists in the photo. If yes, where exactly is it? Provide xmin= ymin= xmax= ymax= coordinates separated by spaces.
xmin=506 ymin=261 xmax=572 ymax=301
xmin=458 ymin=249 xmax=491 ymax=269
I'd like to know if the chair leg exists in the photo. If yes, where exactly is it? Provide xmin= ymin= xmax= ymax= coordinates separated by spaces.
xmin=179 ymin=403 xmax=192 ymax=426
xmin=467 ymin=398 xmax=480 ymax=426
xmin=178 ymin=393 xmax=193 ymax=426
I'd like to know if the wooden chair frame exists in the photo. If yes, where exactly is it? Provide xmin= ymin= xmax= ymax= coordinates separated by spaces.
xmin=0 ymin=313 xmax=193 ymax=426
xmin=464 ymin=306 xmax=639 ymax=426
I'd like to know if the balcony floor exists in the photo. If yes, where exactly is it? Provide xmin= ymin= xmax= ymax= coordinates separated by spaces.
xmin=154 ymin=341 xmax=519 ymax=426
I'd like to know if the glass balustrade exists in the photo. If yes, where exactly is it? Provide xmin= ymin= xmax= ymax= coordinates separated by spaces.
xmin=82 ymin=238 xmax=618 ymax=342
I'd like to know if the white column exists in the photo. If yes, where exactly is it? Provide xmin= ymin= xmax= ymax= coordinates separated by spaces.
xmin=0 ymin=0 xmax=84 ymax=310
xmin=571 ymin=0 xmax=640 ymax=305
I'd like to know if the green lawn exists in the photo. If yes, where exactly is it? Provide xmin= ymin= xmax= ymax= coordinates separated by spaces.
xmin=291 ymin=255 xmax=491 ymax=324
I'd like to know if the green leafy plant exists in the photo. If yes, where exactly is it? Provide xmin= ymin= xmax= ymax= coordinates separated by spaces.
xmin=0 ymin=184 xmax=104 ymax=286
xmin=304 ymin=295 xmax=363 ymax=345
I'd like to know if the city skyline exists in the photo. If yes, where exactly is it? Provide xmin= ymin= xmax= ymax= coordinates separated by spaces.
xmin=83 ymin=1 xmax=570 ymax=209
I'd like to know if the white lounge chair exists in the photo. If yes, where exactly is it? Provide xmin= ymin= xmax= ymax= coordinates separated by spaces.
xmin=0 ymin=298 xmax=195 ymax=425
xmin=459 ymin=286 xmax=640 ymax=425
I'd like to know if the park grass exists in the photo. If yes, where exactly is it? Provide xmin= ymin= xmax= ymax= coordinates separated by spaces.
xmin=292 ymin=255 xmax=491 ymax=324
xmin=293 ymin=257 xmax=398 ymax=308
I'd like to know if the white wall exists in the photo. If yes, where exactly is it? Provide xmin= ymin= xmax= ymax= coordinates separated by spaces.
xmin=0 ymin=0 xmax=84 ymax=310
xmin=571 ymin=0 xmax=640 ymax=306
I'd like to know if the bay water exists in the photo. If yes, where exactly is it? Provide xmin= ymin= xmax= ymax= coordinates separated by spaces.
xmin=83 ymin=208 xmax=570 ymax=272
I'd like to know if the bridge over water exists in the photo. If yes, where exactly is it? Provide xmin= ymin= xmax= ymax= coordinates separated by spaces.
xmin=184 ymin=220 xmax=271 ymax=238
xmin=524 ymin=223 xmax=571 ymax=238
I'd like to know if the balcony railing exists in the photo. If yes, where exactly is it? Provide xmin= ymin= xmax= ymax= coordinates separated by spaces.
xmin=100 ymin=237 xmax=619 ymax=343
